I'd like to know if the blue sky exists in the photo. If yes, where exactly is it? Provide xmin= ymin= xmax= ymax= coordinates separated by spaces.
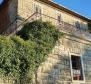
xmin=0 ymin=0 xmax=3 ymax=4
xmin=54 ymin=0 xmax=91 ymax=19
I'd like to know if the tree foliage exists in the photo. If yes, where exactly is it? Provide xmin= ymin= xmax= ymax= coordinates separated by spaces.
xmin=0 ymin=20 xmax=63 ymax=84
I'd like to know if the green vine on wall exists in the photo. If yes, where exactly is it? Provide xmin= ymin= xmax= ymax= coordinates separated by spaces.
xmin=0 ymin=20 xmax=63 ymax=84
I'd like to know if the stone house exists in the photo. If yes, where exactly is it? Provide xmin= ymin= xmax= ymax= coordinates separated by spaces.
xmin=0 ymin=0 xmax=91 ymax=84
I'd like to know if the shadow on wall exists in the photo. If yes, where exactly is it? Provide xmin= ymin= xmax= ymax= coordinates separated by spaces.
xmin=0 ymin=0 xmax=18 ymax=34
xmin=0 ymin=0 xmax=10 ymax=33
xmin=82 ymin=45 xmax=91 ymax=83
xmin=33 ymin=38 xmax=72 ymax=84
xmin=33 ymin=22 xmax=91 ymax=84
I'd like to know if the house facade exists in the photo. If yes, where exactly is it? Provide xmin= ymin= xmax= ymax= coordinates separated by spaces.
xmin=17 ymin=0 xmax=91 ymax=84
xmin=0 ymin=0 xmax=91 ymax=84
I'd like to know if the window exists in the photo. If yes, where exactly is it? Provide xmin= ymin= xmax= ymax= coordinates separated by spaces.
xmin=57 ymin=14 xmax=61 ymax=23
xmin=34 ymin=4 xmax=42 ymax=14
xmin=33 ymin=3 xmax=42 ymax=20
xmin=80 ymin=23 xmax=87 ymax=31
xmin=71 ymin=55 xmax=84 ymax=81
xmin=75 ymin=21 xmax=80 ymax=29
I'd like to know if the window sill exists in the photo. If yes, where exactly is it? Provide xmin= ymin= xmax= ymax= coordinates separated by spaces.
xmin=72 ymin=80 xmax=85 ymax=84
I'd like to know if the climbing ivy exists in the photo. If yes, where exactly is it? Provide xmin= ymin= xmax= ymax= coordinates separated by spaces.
xmin=0 ymin=20 xmax=63 ymax=84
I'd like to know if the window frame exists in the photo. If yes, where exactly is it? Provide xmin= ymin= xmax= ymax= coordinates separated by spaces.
xmin=56 ymin=10 xmax=62 ymax=25
xmin=75 ymin=21 xmax=81 ymax=30
xmin=33 ymin=2 xmax=43 ymax=14
xmin=69 ymin=53 xmax=85 ymax=83
xmin=57 ymin=14 xmax=62 ymax=23
xmin=33 ymin=2 xmax=43 ymax=20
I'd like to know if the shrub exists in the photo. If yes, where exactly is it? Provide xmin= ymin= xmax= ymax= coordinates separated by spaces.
xmin=0 ymin=20 xmax=63 ymax=84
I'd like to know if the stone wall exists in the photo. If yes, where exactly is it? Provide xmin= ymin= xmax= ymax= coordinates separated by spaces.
xmin=33 ymin=35 xmax=91 ymax=84
xmin=0 ymin=32 xmax=91 ymax=84
xmin=17 ymin=0 xmax=88 ymax=31
xmin=36 ymin=0 xmax=88 ymax=29
xmin=0 ymin=76 xmax=15 ymax=84
xmin=0 ymin=0 xmax=91 ymax=84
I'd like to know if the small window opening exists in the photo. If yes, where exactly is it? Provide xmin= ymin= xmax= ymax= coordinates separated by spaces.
xmin=75 ymin=21 xmax=80 ymax=29
xmin=57 ymin=14 xmax=61 ymax=23
xmin=34 ymin=4 xmax=42 ymax=14
xmin=71 ymin=55 xmax=84 ymax=81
